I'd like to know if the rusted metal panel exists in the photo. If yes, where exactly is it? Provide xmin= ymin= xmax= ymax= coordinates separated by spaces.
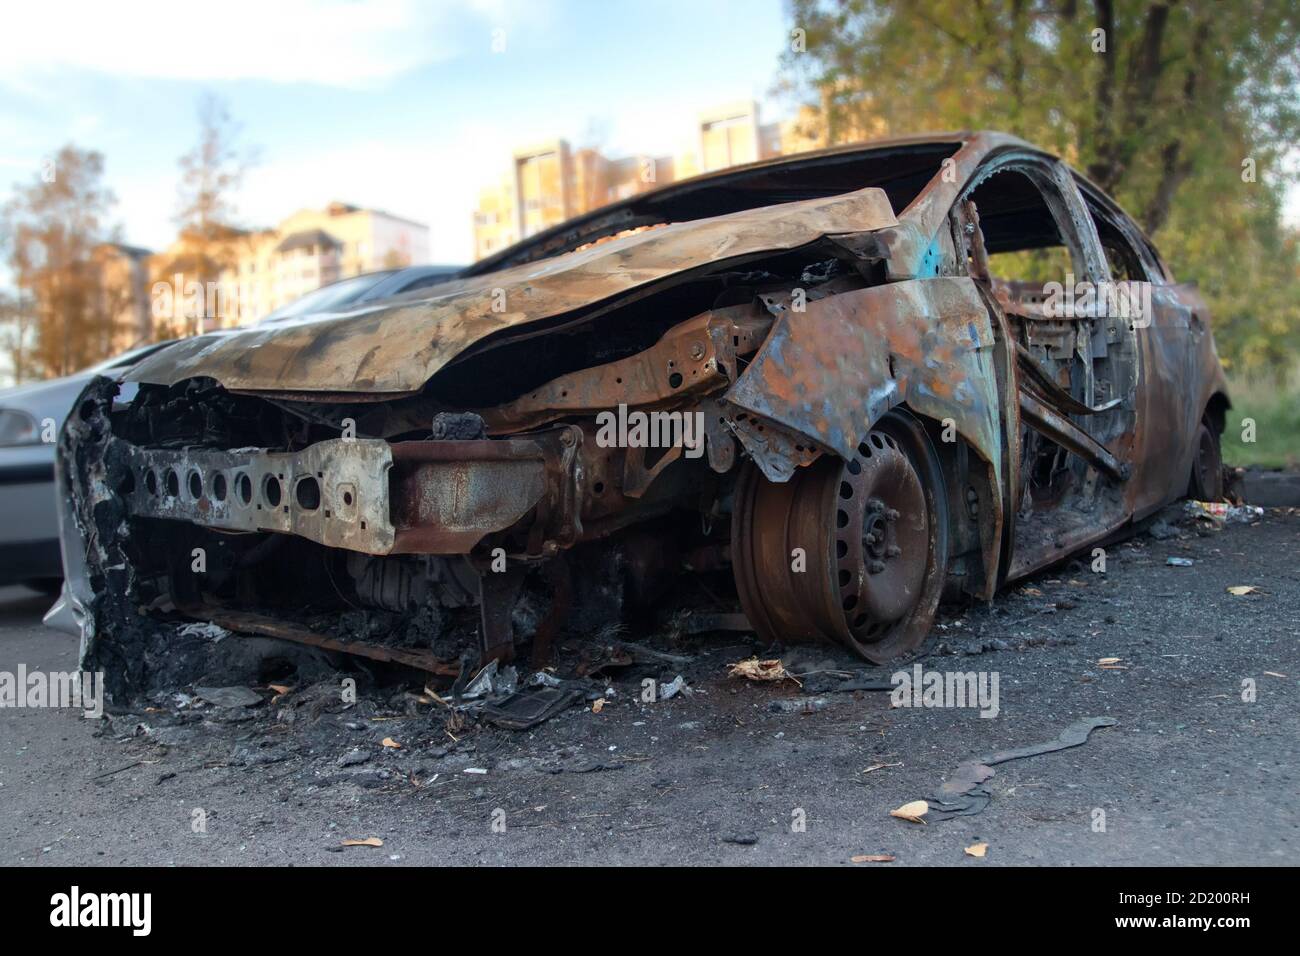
xmin=1129 ymin=281 xmax=1230 ymax=520
xmin=388 ymin=439 xmax=550 ymax=554
xmin=478 ymin=307 xmax=770 ymax=434
xmin=124 ymin=189 xmax=898 ymax=397
xmin=121 ymin=438 xmax=397 ymax=554
xmin=119 ymin=436 xmax=562 ymax=557
xmin=1018 ymin=390 xmax=1128 ymax=481
xmin=204 ymin=609 xmax=461 ymax=675
xmin=724 ymin=276 xmax=1003 ymax=489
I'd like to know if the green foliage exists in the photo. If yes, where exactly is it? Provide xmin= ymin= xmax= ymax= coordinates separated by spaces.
xmin=1160 ymin=167 xmax=1300 ymax=377
xmin=781 ymin=0 xmax=1300 ymax=377
xmin=986 ymin=247 xmax=1076 ymax=284
xmin=1222 ymin=371 xmax=1300 ymax=469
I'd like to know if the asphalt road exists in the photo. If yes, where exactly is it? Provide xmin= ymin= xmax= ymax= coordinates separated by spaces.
xmin=2 ymin=506 xmax=1297 ymax=867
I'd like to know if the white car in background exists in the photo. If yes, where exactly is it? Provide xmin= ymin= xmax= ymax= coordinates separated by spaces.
xmin=0 ymin=341 xmax=175 ymax=592
xmin=258 ymin=264 xmax=462 ymax=324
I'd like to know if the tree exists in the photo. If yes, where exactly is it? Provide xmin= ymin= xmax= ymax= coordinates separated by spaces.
xmin=0 ymin=289 xmax=33 ymax=386
xmin=781 ymin=0 xmax=1300 ymax=377
xmin=381 ymin=248 xmax=411 ymax=269
xmin=0 ymin=146 xmax=122 ymax=379
xmin=162 ymin=94 xmax=255 ymax=335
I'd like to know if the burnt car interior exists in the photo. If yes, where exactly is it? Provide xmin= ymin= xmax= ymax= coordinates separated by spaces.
xmin=957 ymin=163 xmax=1140 ymax=577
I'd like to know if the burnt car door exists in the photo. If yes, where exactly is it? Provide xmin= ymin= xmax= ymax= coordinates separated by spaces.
xmin=1074 ymin=179 xmax=1212 ymax=516
xmin=951 ymin=153 xmax=1140 ymax=581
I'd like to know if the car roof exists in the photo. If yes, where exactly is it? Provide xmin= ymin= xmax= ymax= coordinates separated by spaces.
xmin=258 ymin=266 xmax=466 ymax=325
xmin=359 ymin=264 xmax=464 ymax=302
xmin=466 ymin=131 xmax=1035 ymax=275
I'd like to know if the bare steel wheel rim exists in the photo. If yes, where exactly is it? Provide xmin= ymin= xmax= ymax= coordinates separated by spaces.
xmin=732 ymin=414 xmax=948 ymax=663
xmin=838 ymin=431 xmax=929 ymax=644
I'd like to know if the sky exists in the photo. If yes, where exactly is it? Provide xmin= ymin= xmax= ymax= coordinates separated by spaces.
xmin=2 ymin=0 xmax=1296 ymax=270
xmin=0 ymin=0 xmax=797 ymax=265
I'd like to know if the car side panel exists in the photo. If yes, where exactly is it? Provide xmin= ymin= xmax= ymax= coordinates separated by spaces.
xmin=1130 ymin=283 xmax=1224 ymax=519
xmin=0 ymin=444 xmax=61 ymax=582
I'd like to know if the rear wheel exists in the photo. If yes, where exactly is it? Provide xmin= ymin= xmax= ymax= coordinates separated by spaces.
xmin=1188 ymin=421 xmax=1224 ymax=501
xmin=731 ymin=412 xmax=949 ymax=663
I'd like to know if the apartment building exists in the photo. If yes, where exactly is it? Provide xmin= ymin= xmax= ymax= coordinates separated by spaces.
xmin=91 ymin=242 xmax=153 ymax=354
xmin=224 ymin=202 xmax=430 ymax=326
xmin=147 ymin=202 xmax=431 ymax=332
xmin=471 ymin=101 xmax=818 ymax=261
xmin=697 ymin=101 xmax=773 ymax=172
xmin=473 ymin=172 xmax=518 ymax=261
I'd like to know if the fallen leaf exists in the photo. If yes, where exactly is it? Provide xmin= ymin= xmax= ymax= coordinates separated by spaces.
xmin=340 ymin=837 xmax=383 ymax=848
xmin=851 ymin=854 xmax=895 ymax=863
xmin=889 ymin=800 xmax=929 ymax=824
xmin=727 ymin=658 xmax=790 ymax=682
xmin=381 ymin=737 xmax=401 ymax=749
xmin=268 ymin=683 xmax=293 ymax=695
xmin=1021 ymin=587 xmax=1043 ymax=596
xmin=1263 ymin=671 xmax=1288 ymax=679
xmin=592 ymin=698 xmax=606 ymax=714
xmin=1227 ymin=585 xmax=1261 ymax=596
xmin=1097 ymin=657 xmax=1122 ymax=665
xmin=964 ymin=842 xmax=989 ymax=858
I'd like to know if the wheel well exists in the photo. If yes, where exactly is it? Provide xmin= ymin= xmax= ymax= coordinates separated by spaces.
xmin=902 ymin=408 xmax=1000 ymax=601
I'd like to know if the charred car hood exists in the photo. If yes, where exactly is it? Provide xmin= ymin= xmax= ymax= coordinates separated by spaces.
xmin=125 ymin=188 xmax=898 ymax=397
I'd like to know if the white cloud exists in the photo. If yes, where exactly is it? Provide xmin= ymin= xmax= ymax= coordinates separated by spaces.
xmin=2 ymin=0 xmax=534 ymax=89
xmin=111 ymin=173 xmax=182 ymax=250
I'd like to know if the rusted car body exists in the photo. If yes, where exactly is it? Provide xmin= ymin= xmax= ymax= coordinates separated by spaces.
xmin=58 ymin=131 xmax=1228 ymax=695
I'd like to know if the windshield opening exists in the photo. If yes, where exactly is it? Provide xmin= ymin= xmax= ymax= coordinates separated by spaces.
xmin=260 ymin=272 xmax=396 ymax=323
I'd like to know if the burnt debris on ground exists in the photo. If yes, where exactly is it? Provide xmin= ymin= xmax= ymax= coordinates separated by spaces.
xmin=80 ymin=495 xmax=1277 ymax=797
xmin=10 ymin=505 xmax=1290 ymax=867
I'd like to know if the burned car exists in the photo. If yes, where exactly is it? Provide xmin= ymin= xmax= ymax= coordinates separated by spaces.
xmin=58 ymin=131 xmax=1228 ymax=699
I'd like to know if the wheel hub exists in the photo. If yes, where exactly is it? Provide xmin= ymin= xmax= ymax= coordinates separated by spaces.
xmin=838 ymin=434 xmax=929 ymax=633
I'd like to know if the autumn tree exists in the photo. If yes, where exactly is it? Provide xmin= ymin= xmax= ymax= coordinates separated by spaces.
xmin=160 ymin=93 xmax=255 ymax=335
xmin=0 ymin=289 xmax=34 ymax=385
xmin=781 ymin=0 xmax=1300 ymax=377
xmin=0 ymin=145 xmax=123 ymax=379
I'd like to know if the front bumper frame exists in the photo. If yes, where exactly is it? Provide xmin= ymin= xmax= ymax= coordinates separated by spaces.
xmin=118 ymin=431 xmax=579 ymax=557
